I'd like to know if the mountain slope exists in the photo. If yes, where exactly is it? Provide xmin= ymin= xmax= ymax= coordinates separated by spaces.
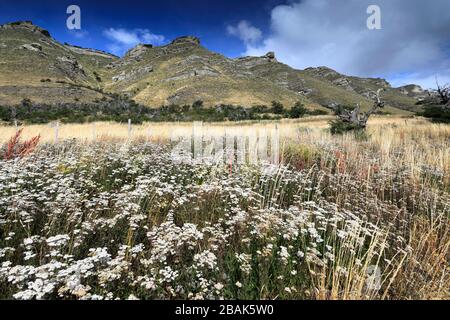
xmin=302 ymin=67 xmax=420 ymax=112
xmin=102 ymin=37 xmax=312 ymax=108
xmin=0 ymin=21 xmax=117 ymax=105
xmin=0 ymin=21 xmax=421 ymax=114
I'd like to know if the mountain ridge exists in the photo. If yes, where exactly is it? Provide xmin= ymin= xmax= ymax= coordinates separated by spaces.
xmin=0 ymin=21 xmax=423 ymax=114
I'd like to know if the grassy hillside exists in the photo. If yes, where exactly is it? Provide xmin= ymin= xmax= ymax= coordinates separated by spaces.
xmin=0 ymin=21 xmax=420 ymax=115
xmin=0 ymin=21 xmax=116 ymax=105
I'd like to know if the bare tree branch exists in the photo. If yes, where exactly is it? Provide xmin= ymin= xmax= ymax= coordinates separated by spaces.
xmin=435 ymin=77 xmax=450 ymax=105
xmin=333 ymin=89 xmax=385 ymax=128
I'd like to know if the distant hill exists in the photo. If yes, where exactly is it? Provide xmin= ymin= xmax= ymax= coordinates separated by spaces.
xmin=0 ymin=21 xmax=424 ymax=114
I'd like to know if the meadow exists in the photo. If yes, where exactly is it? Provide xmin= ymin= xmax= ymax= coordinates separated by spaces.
xmin=0 ymin=116 xmax=448 ymax=300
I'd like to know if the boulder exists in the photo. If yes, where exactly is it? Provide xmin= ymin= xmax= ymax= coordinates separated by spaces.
xmin=264 ymin=51 xmax=276 ymax=62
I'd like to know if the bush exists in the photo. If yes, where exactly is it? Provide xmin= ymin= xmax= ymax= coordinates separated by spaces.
xmin=289 ymin=102 xmax=307 ymax=118
xmin=250 ymin=105 xmax=269 ymax=114
xmin=1 ymin=97 xmax=329 ymax=124
xmin=329 ymin=119 xmax=359 ymax=135
xmin=306 ymin=109 xmax=329 ymax=116
xmin=329 ymin=119 xmax=370 ymax=140
xmin=21 ymin=98 xmax=32 ymax=108
xmin=167 ymin=104 xmax=181 ymax=114
xmin=192 ymin=100 xmax=204 ymax=110
xmin=93 ymin=71 xmax=102 ymax=82
xmin=332 ymin=105 xmax=355 ymax=115
xmin=271 ymin=101 xmax=284 ymax=114
xmin=418 ymin=105 xmax=450 ymax=123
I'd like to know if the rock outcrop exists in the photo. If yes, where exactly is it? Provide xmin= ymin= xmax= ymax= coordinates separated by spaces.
xmin=170 ymin=36 xmax=201 ymax=46
xmin=112 ymin=64 xmax=154 ymax=82
xmin=55 ymin=56 xmax=86 ymax=79
xmin=19 ymin=43 xmax=43 ymax=53
xmin=398 ymin=84 xmax=428 ymax=100
xmin=0 ymin=21 xmax=51 ymax=38
xmin=124 ymin=44 xmax=153 ymax=61
xmin=235 ymin=52 xmax=278 ymax=69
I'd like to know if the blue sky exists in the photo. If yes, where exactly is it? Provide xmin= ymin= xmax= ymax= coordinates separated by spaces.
xmin=0 ymin=0 xmax=284 ymax=57
xmin=0 ymin=0 xmax=449 ymax=88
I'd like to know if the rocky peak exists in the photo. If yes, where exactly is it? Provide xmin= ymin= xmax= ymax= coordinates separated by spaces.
xmin=170 ymin=36 xmax=201 ymax=46
xmin=234 ymin=51 xmax=278 ymax=69
xmin=124 ymin=44 xmax=153 ymax=60
xmin=0 ymin=21 xmax=51 ymax=38
xmin=398 ymin=84 xmax=428 ymax=99
xmin=264 ymin=52 xmax=276 ymax=62
xmin=304 ymin=66 xmax=340 ymax=77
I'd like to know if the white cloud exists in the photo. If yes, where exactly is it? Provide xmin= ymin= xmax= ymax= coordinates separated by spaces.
xmin=227 ymin=20 xmax=262 ymax=45
xmin=234 ymin=0 xmax=450 ymax=89
xmin=103 ymin=28 xmax=165 ymax=56
xmin=389 ymin=72 xmax=450 ymax=90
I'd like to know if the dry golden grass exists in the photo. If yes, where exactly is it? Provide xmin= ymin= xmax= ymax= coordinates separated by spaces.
xmin=0 ymin=116 xmax=324 ymax=144
xmin=1 ymin=116 xmax=448 ymax=186
xmin=2 ymin=115 xmax=447 ymax=190
xmin=0 ymin=115 xmax=424 ymax=142
xmin=1 ymin=116 xmax=447 ymax=175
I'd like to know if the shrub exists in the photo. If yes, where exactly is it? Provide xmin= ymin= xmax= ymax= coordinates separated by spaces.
xmin=167 ymin=104 xmax=181 ymax=114
xmin=271 ymin=101 xmax=284 ymax=114
xmin=93 ymin=71 xmax=102 ymax=82
xmin=333 ymin=105 xmax=355 ymax=115
xmin=329 ymin=119 xmax=370 ymax=140
xmin=306 ymin=109 xmax=328 ymax=116
xmin=329 ymin=119 xmax=360 ymax=135
xmin=250 ymin=105 xmax=269 ymax=114
xmin=21 ymin=98 xmax=32 ymax=108
xmin=4 ymin=97 xmax=330 ymax=124
xmin=289 ymin=102 xmax=307 ymax=118
xmin=418 ymin=105 xmax=450 ymax=123
xmin=192 ymin=100 xmax=204 ymax=110
xmin=1 ymin=129 xmax=40 ymax=160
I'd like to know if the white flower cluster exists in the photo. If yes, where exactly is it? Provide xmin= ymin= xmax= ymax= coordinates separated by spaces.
xmin=0 ymin=140 xmax=446 ymax=300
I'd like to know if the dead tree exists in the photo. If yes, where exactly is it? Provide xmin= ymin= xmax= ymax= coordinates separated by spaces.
xmin=334 ymin=89 xmax=385 ymax=129
xmin=435 ymin=78 xmax=449 ymax=105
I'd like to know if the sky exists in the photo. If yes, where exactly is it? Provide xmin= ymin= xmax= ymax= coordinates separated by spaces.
xmin=0 ymin=0 xmax=449 ymax=89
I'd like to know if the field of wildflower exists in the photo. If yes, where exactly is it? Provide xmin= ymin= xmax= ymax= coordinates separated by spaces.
xmin=0 ymin=117 xmax=449 ymax=300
